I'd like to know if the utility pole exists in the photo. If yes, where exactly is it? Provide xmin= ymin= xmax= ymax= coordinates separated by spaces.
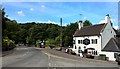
xmin=60 ymin=18 xmax=62 ymax=48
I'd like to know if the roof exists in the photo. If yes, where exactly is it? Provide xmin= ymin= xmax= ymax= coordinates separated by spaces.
xmin=102 ymin=38 xmax=120 ymax=52
xmin=113 ymin=28 xmax=120 ymax=37
xmin=116 ymin=31 xmax=120 ymax=37
xmin=74 ymin=23 xmax=106 ymax=37
xmin=113 ymin=28 xmax=120 ymax=34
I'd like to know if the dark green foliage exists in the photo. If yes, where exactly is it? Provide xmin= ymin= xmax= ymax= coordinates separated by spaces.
xmin=62 ymin=20 xmax=92 ymax=47
xmin=62 ymin=23 xmax=78 ymax=47
xmin=83 ymin=20 xmax=92 ymax=26
xmin=2 ymin=8 xmax=17 ymax=51
xmin=18 ymin=23 xmax=61 ymax=45
xmin=2 ymin=8 xmax=92 ymax=49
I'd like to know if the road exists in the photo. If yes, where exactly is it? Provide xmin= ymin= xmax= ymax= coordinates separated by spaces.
xmin=2 ymin=46 xmax=120 ymax=69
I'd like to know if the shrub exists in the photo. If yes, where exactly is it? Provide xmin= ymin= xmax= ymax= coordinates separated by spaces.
xmin=2 ymin=37 xmax=15 ymax=51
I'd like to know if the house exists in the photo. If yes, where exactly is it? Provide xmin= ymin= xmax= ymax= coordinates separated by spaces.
xmin=72 ymin=14 xmax=120 ymax=61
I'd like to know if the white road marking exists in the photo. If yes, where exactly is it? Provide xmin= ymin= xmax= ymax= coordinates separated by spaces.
xmin=53 ymin=68 xmax=56 ymax=69
xmin=22 ymin=54 xmax=26 ymax=56
xmin=48 ymin=55 xmax=50 ymax=59
xmin=49 ymin=63 xmax=51 ymax=67
xmin=42 ymin=51 xmax=80 ymax=62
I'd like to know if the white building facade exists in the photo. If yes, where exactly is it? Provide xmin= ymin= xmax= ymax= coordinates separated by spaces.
xmin=73 ymin=15 xmax=118 ymax=61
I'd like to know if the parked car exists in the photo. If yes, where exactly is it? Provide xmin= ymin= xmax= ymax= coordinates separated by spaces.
xmin=65 ymin=48 xmax=76 ymax=55
xmin=83 ymin=48 xmax=96 ymax=59
xmin=115 ymin=53 xmax=120 ymax=65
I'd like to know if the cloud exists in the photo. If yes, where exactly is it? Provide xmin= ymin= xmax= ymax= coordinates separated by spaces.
xmin=99 ymin=19 xmax=119 ymax=30
xmin=46 ymin=20 xmax=56 ymax=24
xmin=41 ymin=5 xmax=46 ymax=8
xmin=17 ymin=10 xmax=25 ymax=16
xmin=62 ymin=23 xmax=68 ymax=26
xmin=113 ymin=26 xmax=119 ymax=30
xmin=99 ymin=20 xmax=106 ymax=24
xmin=30 ymin=8 xmax=34 ymax=11
xmin=17 ymin=20 xmax=57 ymax=24
xmin=99 ymin=17 xmax=118 ymax=23
xmin=111 ymin=18 xmax=118 ymax=23
xmin=33 ymin=20 xmax=56 ymax=24
xmin=83 ymin=16 xmax=87 ymax=20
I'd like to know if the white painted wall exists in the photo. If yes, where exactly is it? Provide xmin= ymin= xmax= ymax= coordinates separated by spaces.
xmin=101 ymin=22 xmax=116 ymax=49
xmin=73 ymin=35 xmax=116 ymax=61
xmin=73 ymin=36 xmax=102 ymax=55
xmin=100 ymin=51 xmax=116 ymax=61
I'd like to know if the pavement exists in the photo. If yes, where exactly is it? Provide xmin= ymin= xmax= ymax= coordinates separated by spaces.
xmin=1 ymin=46 xmax=120 ymax=69
xmin=2 ymin=49 xmax=15 ymax=57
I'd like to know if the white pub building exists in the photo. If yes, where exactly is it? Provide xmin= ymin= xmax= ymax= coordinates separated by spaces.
xmin=72 ymin=14 xmax=120 ymax=61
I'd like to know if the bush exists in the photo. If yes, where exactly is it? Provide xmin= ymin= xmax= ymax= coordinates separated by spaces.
xmin=2 ymin=37 xmax=15 ymax=51
xmin=9 ymin=40 xmax=15 ymax=50
xmin=2 ymin=40 xmax=8 ymax=51
xmin=46 ymin=39 xmax=55 ymax=47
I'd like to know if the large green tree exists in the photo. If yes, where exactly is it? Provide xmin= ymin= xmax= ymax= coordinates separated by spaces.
xmin=62 ymin=20 xmax=92 ymax=47
xmin=83 ymin=20 xmax=92 ymax=26
xmin=2 ymin=8 xmax=18 ymax=51
xmin=2 ymin=8 xmax=93 ymax=48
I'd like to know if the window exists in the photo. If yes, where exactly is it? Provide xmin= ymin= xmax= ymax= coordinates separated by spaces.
xmin=75 ymin=46 xmax=77 ymax=49
xmin=78 ymin=40 xmax=83 ymax=44
xmin=91 ymin=51 xmax=97 ymax=55
xmin=93 ymin=51 xmax=95 ymax=55
xmin=78 ymin=40 xmax=80 ymax=44
xmin=95 ymin=51 xmax=98 ymax=55
xmin=91 ymin=39 xmax=97 ymax=44
xmin=92 ymin=51 xmax=94 ymax=54
xmin=95 ymin=39 xmax=97 ymax=44
xmin=81 ymin=40 xmax=83 ymax=44
xmin=92 ymin=39 xmax=94 ymax=44
xmin=114 ymin=53 xmax=118 ymax=58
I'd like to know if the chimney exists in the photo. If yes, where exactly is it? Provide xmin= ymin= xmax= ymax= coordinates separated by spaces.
xmin=105 ymin=14 xmax=111 ymax=23
xmin=78 ymin=20 xmax=83 ymax=30
xmin=105 ymin=14 xmax=113 ymax=26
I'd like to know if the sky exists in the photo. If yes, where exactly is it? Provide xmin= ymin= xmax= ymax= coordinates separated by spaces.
xmin=2 ymin=2 xmax=119 ymax=29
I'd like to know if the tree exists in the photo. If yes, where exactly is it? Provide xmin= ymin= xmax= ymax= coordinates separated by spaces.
xmin=62 ymin=20 xmax=92 ymax=47
xmin=2 ymin=8 xmax=6 ymax=30
xmin=46 ymin=25 xmax=60 ymax=39
xmin=2 ymin=8 xmax=17 ymax=51
xmin=46 ymin=39 xmax=56 ymax=49
xmin=2 ymin=8 xmax=93 ymax=50
xmin=36 ymin=40 xmax=41 ymax=47
xmin=83 ymin=20 xmax=92 ymax=26
xmin=62 ymin=23 xmax=78 ymax=47
xmin=55 ymin=36 xmax=60 ymax=47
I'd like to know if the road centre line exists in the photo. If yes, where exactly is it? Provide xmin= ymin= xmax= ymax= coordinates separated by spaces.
xmin=42 ymin=51 xmax=80 ymax=62
xmin=49 ymin=63 xmax=51 ymax=67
